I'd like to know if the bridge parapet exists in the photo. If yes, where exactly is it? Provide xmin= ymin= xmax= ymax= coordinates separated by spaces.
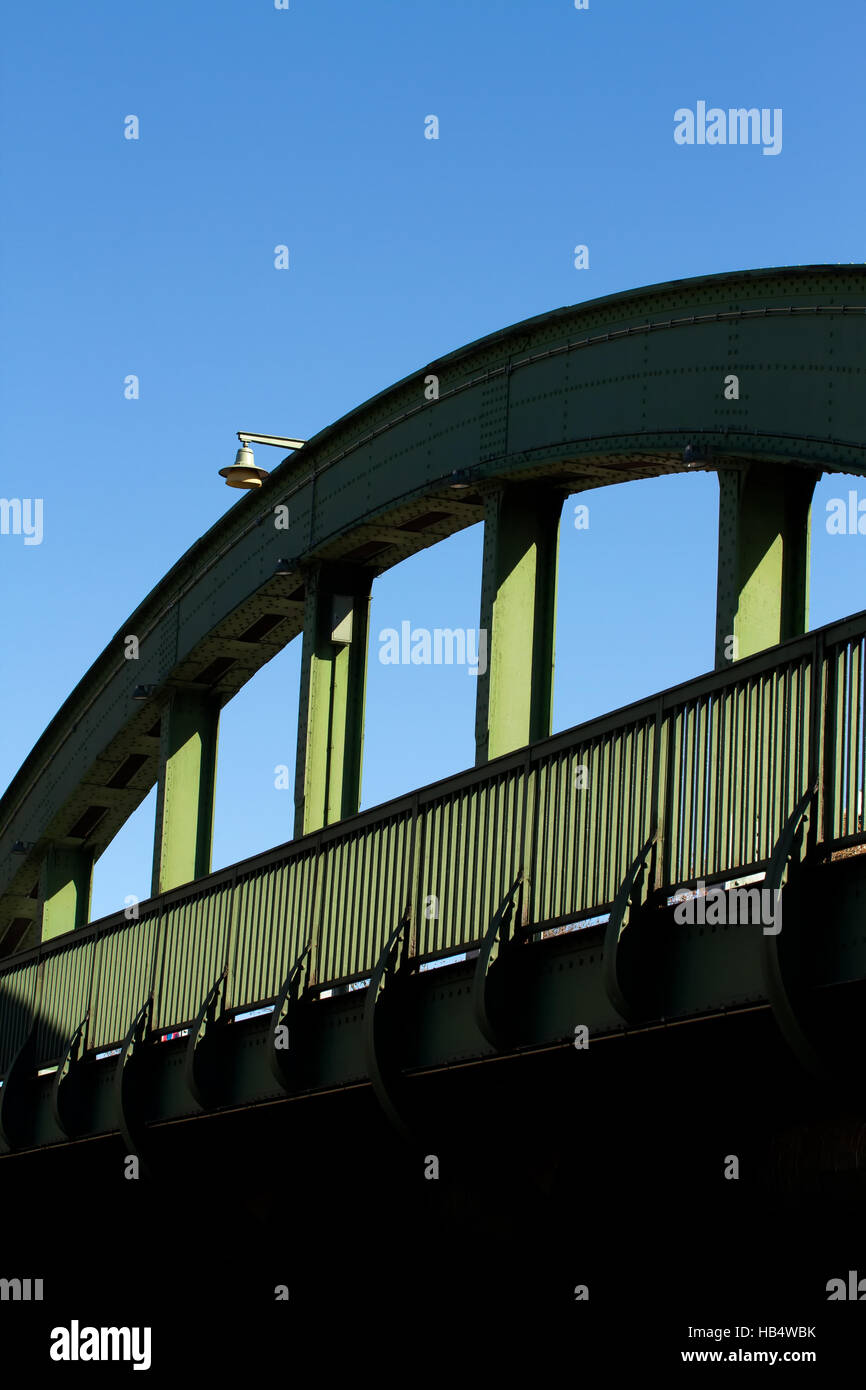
xmin=2 ymin=607 xmax=863 ymax=1079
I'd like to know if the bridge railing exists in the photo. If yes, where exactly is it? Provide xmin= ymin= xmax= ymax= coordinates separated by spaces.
xmin=2 ymin=610 xmax=865 ymax=1075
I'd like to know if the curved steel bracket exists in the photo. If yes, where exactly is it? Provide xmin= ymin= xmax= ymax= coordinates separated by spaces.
xmin=0 ymin=1021 xmax=37 ymax=1155
xmin=183 ymin=969 xmax=228 ymax=1111
xmin=268 ymin=942 xmax=312 ymax=1092
xmin=471 ymin=872 xmax=525 ymax=1050
xmin=363 ymin=913 xmax=413 ymax=1143
xmin=761 ymin=787 xmax=823 ymax=1077
xmin=603 ymin=834 xmax=658 ymax=1024
xmin=114 ymin=995 xmax=153 ymax=1168
xmin=51 ymin=1013 xmax=89 ymax=1140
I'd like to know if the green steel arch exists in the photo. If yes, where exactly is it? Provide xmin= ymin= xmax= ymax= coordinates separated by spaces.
xmin=1 ymin=264 xmax=864 ymax=952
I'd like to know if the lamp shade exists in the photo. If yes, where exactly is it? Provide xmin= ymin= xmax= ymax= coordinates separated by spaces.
xmin=220 ymin=445 xmax=270 ymax=489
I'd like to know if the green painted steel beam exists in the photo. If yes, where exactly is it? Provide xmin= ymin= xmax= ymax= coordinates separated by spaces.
xmin=39 ymin=846 xmax=94 ymax=940
xmin=151 ymin=691 xmax=219 ymax=895
xmin=476 ymin=484 xmax=563 ymax=764
xmin=715 ymin=464 xmax=818 ymax=667
xmin=295 ymin=564 xmax=372 ymax=836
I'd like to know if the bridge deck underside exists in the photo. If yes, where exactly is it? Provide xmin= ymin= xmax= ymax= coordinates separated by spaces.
xmin=2 ymin=996 xmax=865 ymax=1366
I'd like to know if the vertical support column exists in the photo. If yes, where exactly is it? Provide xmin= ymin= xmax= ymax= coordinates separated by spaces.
xmin=475 ymin=483 xmax=563 ymax=765
xmin=151 ymin=689 xmax=220 ymax=895
xmin=294 ymin=563 xmax=372 ymax=837
xmin=39 ymin=846 xmax=95 ymax=940
xmin=715 ymin=464 xmax=818 ymax=668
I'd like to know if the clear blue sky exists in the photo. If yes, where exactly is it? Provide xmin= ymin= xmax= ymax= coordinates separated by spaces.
xmin=1 ymin=0 xmax=864 ymax=922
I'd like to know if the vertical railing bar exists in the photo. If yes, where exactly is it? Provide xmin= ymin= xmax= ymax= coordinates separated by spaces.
xmin=694 ymin=696 xmax=708 ymax=879
xmin=762 ymin=670 xmax=773 ymax=859
xmin=653 ymin=695 xmax=670 ymax=894
xmin=856 ymin=636 xmax=861 ymax=834
xmin=223 ymin=865 xmax=243 ymax=1010
xmin=148 ymin=895 xmax=168 ymax=1039
xmin=602 ymin=735 xmax=615 ymax=904
xmin=835 ymin=646 xmax=845 ymax=840
xmin=670 ymin=708 xmax=684 ymax=884
xmin=683 ymin=702 xmax=696 ymax=881
xmin=703 ymin=693 xmax=716 ymax=879
xmin=827 ymin=644 xmax=841 ymax=842
xmin=738 ymin=679 xmax=752 ymax=869
xmin=307 ymin=831 xmax=326 ymax=989
xmin=848 ymin=639 xmax=861 ymax=840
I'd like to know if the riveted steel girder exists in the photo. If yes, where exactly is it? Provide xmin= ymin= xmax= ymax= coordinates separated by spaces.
xmin=152 ymin=691 xmax=219 ymax=895
xmin=294 ymin=563 xmax=372 ymax=836
xmin=39 ymin=846 xmax=94 ymax=941
xmin=475 ymin=485 xmax=563 ymax=764
xmin=715 ymin=464 xmax=818 ymax=667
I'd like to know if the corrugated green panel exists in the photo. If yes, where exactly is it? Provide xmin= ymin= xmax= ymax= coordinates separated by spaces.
xmin=609 ymin=722 xmax=652 ymax=899
xmin=36 ymin=938 xmax=94 ymax=1063
xmin=672 ymin=692 xmax=720 ymax=882
xmin=828 ymin=635 xmax=866 ymax=842
xmin=669 ymin=658 xmax=813 ymax=881
xmin=88 ymin=913 xmax=159 ymax=1049
xmin=617 ymin=726 xmax=637 ymax=893
xmin=420 ymin=787 xmax=475 ymax=958
xmin=154 ymin=883 xmax=233 ymax=1030
xmin=752 ymin=661 xmax=810 ymax=857
xmin=227 ymin=850 xmax=318 ymax=1010
xmin=317 ymin=812 xmax=413 ymax=982
xmin=529 ymin=721 xmax=655 ymax=921
xmin=419 ymin=770 xmax=526 ymax=958
xmin=0 ymin=960 xmax=37 ymax=1073
xmin=529 ymin=753 xmax=566 ymax=922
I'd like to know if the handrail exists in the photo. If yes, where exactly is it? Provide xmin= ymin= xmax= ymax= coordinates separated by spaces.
xmin=2 ymin=607 xmax=865 ymax=1073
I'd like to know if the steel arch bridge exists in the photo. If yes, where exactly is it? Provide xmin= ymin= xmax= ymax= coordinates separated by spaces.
xmin=1 ymin=264 xmax=866 ymax=1176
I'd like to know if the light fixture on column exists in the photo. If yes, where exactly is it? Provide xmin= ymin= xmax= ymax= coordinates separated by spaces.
xmin=450 ymin=468 xmax=472 ymax=490
xmin=220 ymin=432 xmax=307 ymax=490
xmin=132 ymin=684 xmax=156 ymax=701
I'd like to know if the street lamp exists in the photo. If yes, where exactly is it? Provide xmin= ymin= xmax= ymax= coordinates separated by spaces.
xmin=220 ymin=432 xmax=307 ymax=490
